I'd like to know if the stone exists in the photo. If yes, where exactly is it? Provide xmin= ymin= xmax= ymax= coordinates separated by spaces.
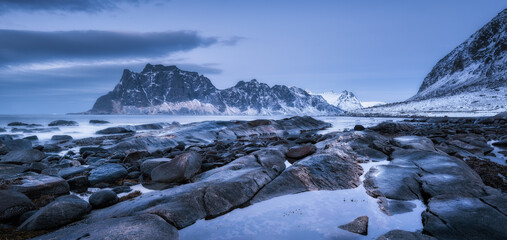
xmin=28 ymin=162 xmax=48 ymax=173
xmin=1 ymin=139 xmax=32 ymax=152
xmin=96 ymin=126 xmax=135 ymax=134
xmin=58 ymin=166 xmax=89 ymax=179
xmin=23 ymin=135 xmax=38 ymax=141
xmin=338 ymin=216 xmax=368 ymax=235
xmin=32 ymin=214 xmax=178 ymax=240
xmin=286 ymin=143 xmax=317 ymax=162
xmin=369 ymin=121 xmax=415 ymax=134
xmin=48 ymin=120 xmax=78 ymax=126
xmin=0 ymin=190 xmax=34 ymax=222
xmin=354 ymin=125 xmax=365 ymax=131
xmin=123 ymin=150 xmax=150 ymax=164
xmin=492 ymin=140 xmax=507 ymax=148
xmin=89 ymin=190 xmax=119 ymax=209
xmin=252 ymin=154 xmax=362 ymax=203
xmin=42 ymin=144 xmax=62 ymax=153
xmin=18 ymin=195 xmax=91 ymax=231
xmin=5 ymin=172 xmax=70 ymax=200
xmin=151 ymin=152 xmax=202 ymax=183
xmin=393 ymin=136 xmax=435 ymax=152
xmin=88 ymin=163 xmax=127 ymax=185
xmin=51 ymin=135 xmax=73 ymax=141
xmin=140 ymin=158 xmax=171 ymax=177
xmin=79 ymin=147 xmax=108 ymax=155
xmin=377 ymin=230 xmax=436 ymax=240
xmin=89 ymin=120 xmax=110 ymax=124
xmin=67 ymin=176 xmax=89 ymax=193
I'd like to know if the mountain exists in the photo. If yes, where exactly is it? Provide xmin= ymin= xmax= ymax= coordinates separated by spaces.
xmin=356 ymin=9 xmax=507 ymax=116
xmin=309 ymin=90 xmax=363 ymax=111
xmin=88 ymin=64 xmax=342 ymax=115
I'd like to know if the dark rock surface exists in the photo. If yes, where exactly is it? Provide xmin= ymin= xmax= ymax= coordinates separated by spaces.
xmin=88 ymin=163 xmax=127 ymax=185
xmin=89 ymin=120 xmax=110 ymax=124
xmin=89 ymin=190 xmax=118 ymax=209
xmin=48 ymin=120 xmax=78 ymax=126
xmin=3 ymin=172 xmax=70 ymax=200
xmin=18 ymin=195 xmax=90 ymax=231
xmin=96 ymin=126 xmax=135 ymax=134
xmin=338 ymin=216 xmax=368 ymax=235
xmin=151 ymin=152 xmax=202 ymax=183
xmin=286 ymin=143 xmax=316 ymax=162
xmin=0 ymin=190 xmax=34 ymax=222
xmin=32 ymin=214 xmax=178 ymax=240
xmin=140 ymin=158 xmax=171 ymax=177
xmin=50 ymin=135 xmax=73 ymax=141
xmin=0 ymin=149 xmax=45 ymax=164
xmin=377 ymin=230 xmax=436 ymax=240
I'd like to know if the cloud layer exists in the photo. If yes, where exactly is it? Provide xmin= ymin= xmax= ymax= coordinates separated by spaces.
xmin=0 ymin=29 xmax=217 ymax=67
xmin=0 ymin=0 xmax=156 ymax=14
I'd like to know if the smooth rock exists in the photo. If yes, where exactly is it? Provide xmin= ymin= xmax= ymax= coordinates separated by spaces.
xmin=88 ymin=163 xmax=127 ymax=185
xmin=338 ymin=216 xmax=368 ymax=235
xmin=96 ymin=126 xmax=135 ymax=134
xmin=377 ymin=230 xmax=436 ymax=240
xmin=51 ymin=135 xmax=73 ymax=141
xmin=58 ymin=166 xmax=89 ymax=179
xmin=286 ymin=143 xmax=317 ymax=162
xmin=67 ymin=176 xmax=89 ymax=193
xmin=89 ymin=190 xmax=119 ymax=209
xmin=0 ymin=190 xmax=34 ymax=222
xmin=5 ymin=172 xmax=70 ymax=200
xmin=0 ymin=149 xmax=45 ymax=164
xmin=48 ymin=120 xmax=78 ymax=126
xmin=140 ymin=158 xmax=171 ymax=177
xmin=354 ymin=125 xmax=365 ymax=131
xmin=151 ymin=152 xmax=202 ymax=183
xmin=18 ymin=195 xmax=91 ymax=231
xmin=89 ymin=120 xmax=110 ymax=124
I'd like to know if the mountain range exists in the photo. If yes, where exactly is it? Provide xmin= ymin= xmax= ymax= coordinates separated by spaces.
xmin=88 ymin=64 xmax=343 ymax=115
xmin=309 ymin=90 xmax=365 ymax=111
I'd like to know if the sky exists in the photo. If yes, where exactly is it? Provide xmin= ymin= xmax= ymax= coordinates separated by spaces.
xmin=0 ymin=0 xmax=505 ymax=114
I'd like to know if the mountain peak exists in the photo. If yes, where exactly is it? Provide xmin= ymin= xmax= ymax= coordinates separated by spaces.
xmin=141 ymin=64 xmax=180 ymax=73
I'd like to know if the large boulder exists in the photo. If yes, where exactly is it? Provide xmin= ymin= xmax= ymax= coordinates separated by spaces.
xmin=151 ymin=152 xmax=202 ymax=183
xmin=88 ymin=163 xmax=127 ymax=185
xmin=392 ymin=136 xmax=435 ymax=152
xmin=4 ymin=172 xmax=70 ymax=200
xmin=0 ymin=149 xmax=45 ymax=164
xmin=251 ymin=154 xmax=362 ymax=203
xmin=32 ymin=214 xmax=178 ymax=240
xmin=48 ymin=120 xmax=78 ymax=126
xmin=89 ymin=120 xmax=110 ymax=124
xmin=89 ymin=190 xmax=119 ymax=209
xmin=286 ymin=143 xmax=317 ymax=162
xmin=58 ymin=166 xmax=89 ymax=179
xmin=18 ymin=195 xmax=91 ymax=231
xmin=51 ymin=135 xmax=73 ymax=141
xmin=96 ymin=126 xmax=135 ymax=134
xmin=0 ymin=190 xmax=34 ymax=222
xmin=140 ymin=158 xmax=171 ymax=177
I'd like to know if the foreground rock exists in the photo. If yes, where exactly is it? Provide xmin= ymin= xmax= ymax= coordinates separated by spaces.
xmin=0 ymin=149 xmax=45 ymax=164
xmin=151 ymin=152 xmax=202 ymax=183
xmin=140 ymin=158 xmax=171 ymax=177
xmin=0 ymin=190 xmax=34 ymax=222
xmin=3 ymin=172 xmax=70 ymax=200
xmin=32 ymin=214 xmax=178 ymax=240
xmin=338 ymin=216 xmax=368 ymax=235
xmin=285 ymin=143 xmax=316 ymax=162
xmin=88 ymin=163 xmax=127 ymax=185
xmin=252 ymin=154 xmax=362 ymax=203
xmin=89 ymin=190 xmax=119 ymax=209
xmin=18 ymin=195 xmax=90 ymax=231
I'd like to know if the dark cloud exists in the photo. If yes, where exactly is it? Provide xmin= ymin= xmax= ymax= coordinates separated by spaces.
xmin=0 ymin=0 xmax=158 ymax=14
xmin=0 ymin=29 xmax=217 ymax=67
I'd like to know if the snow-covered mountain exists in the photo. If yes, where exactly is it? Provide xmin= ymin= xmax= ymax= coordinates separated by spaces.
xmin=356 ymin=9 xmax=507 ymax=116
xmin=88 ymin=64 xmax=343 ymax=115
xmin=309 ymin=90 xmax=363 ymax=111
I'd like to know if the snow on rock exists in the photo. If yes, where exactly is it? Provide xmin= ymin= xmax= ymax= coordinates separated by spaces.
xmin=310 ymin=90 xmax=364 ymax=111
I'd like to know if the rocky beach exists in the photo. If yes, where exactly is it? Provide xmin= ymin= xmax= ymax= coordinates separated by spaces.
xmin=0 ymin=113 xmax=505 ymax=239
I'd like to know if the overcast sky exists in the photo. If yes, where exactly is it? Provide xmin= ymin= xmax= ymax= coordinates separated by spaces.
xmin=0 ymin=0 xmax=505 ymax=114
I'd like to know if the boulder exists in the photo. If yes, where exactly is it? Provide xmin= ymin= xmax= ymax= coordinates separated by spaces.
xmin=123 ymin=150 xmax=150 ymax=164
xmin=32 ymin=214 xmax=178 ymax=240
xmin=7 ymin=122 xmax=30 ymax=126
xmin=66 ymin=176 xmax=89 ymax=193
xmin=338 ymin=216 xmax=368 ymax=235
xmin=79 ymin=147 xmax=108 ymax=155
xmin=18 ymin=195 xmax=91 ymax=231
xmin=48 ymin=120 xmax=78 ymax=126
xmin=89 ymin=120 xmax=110 ymax=124
xmin=141 ymin=158 xmax=171 ymax=177
xmin=393 ymin=136 xmax=435 ymax=152
xmin=369 ymin=121 xmax=415 ymax=134
xmin=377 ymin=230 xmax=436 ymax=240
xmin=89 ymin=190 xmax=119 ymax=209
xmin=492 ymin=140 xmax=507 ymax=148
xmin=151 ymin=152 xmax=202 ymax=183
xmin=5 ymin=172 xmax=70 ymax=200
xmin=354 ymin=125 xmax=365 ymax=131
xmin=88 ymin=163 xmax=127 ymax=185
xmin=286 ymin=143 xmax=317 ymax=162
xmin=58 ymin=166 xmax=89 ymax=179
xmin=1 ymin=138 xmax=32 ymax=152
xmin=23 ymin=135 xmax=38 ymax=141
xmin=0 ymin=128 xmax=5 ymax=132
xmin=0 ymin=190 xmax=34 ymax=222
xmin=42 ymin=144 xmax=62 ymax=153
xmin=252 ymin=154 xmax=362 ymax=203
xmin=0 ymin=149 xmax=45 ymax=164
xmin=51 ymin=135 xmax=73 ymax=141
xmin=96 ymin=126 xmax=135 ymax=134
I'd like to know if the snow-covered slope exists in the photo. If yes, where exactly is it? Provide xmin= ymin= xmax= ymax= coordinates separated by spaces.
xmin=310 ymin=90 xmax=363 ymax=111
xmin=89 ymin=64 xmax=342 ymax=115
xmin=360 ymin=102 xmax=386 ymax=108
xmin=355 ymin=9 xmax=507 ymax=117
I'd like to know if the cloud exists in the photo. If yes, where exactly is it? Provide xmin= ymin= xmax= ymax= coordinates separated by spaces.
xmin=0 ymin=29 xmax=218 ymax=68
xmin=0 ymin=0 xmax=159 ymax=14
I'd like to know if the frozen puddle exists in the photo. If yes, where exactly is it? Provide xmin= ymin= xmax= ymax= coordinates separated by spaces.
xmin=179 ymin=161 xmax=426 ymax=240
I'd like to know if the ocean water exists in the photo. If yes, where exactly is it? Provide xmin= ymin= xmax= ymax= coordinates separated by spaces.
xmin=0 ymin=114 xmax=403 ymax=141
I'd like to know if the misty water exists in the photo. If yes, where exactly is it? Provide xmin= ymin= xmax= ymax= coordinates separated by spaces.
xmin=0 ymin=114 xmax=404 ymax=142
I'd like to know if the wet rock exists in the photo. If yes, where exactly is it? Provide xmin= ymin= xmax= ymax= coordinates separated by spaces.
xmin=377 ymin=230 xmax=436 ymax=240
xmin=354 ymin=125 xmax=365 ymax=131
xmin=377 ymin=197 xmax=417 ymax=215
xmin=1 ymin=138 xmax=32 ymax=152
xmin=127 ymin=171 xmax=141 ymax=179
xmin=0 ymin=149 xmax=45 ymax=164
xmin=392 ymin=136 xmax=435 ymax=152
xmin=151 ymin=152 xmax=202 ymax=183
xmin=140 ymin=158 xmax=171 ymax=177
xmin=18 ymin=195 xmax=91 ymax=231
xmin=89 ymin=119 xmax=110 ymax=124
xmin=465 ymin=157 xmax=507 ymax=191
xmin=7 ymin=122 xmax=30 ymax=126
xmin=338 ymin=216 xmax=368 ymax=235
xmin=286 ymin=143 xmax=317 ymax=162
xmin=5 ymin=172 xmax=70 ymax=200
xmin=134 ymin=123 xmax=167 ymax=130
xmin=252 ymin=154 xmax=362 ymax=203
xmin=88 ymin=163 xmax=127 ymax=185
xmin=0 ymin=128 xmax=5 ymax=132
xmin=28 ymin=162 xmax=48 ymax=173
xmin=58 ymin=166 xmax=89 ymax=179
xmin=364 ymin=164 xmax=422 ymax=200
xmin=123 ymin=150 xmax=150 ymax=164
xmin=96 ymin=126 xmax=135 ymax=134
xmin=23 ymin=135 xmax=38 ymax=141
xmin=32 ymin=214 xmax=178 ymax=240
xmin=42 ymin=144 xmax=62 ymax=153
xmin=89 ymin=190 xmax=119 ymax=209
xmin=422 ymin=194 xmax=507 ymax=240
xmin=0 ymin=190 xmax=34 ymax=222
xmin=369 ymin=121 xmax=415 ymax=134
xmin=79 ymin=147 xmax=108 ymax=155
xmin=51 ymin=135 xmax=73 ymax=141
xmin=492 ymin=140 xmax=507 ymax=148
xmin=48 ymin=120 xmax=78 ymax=126
xmin=67 ymin=176 xmax=89 ymax=193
